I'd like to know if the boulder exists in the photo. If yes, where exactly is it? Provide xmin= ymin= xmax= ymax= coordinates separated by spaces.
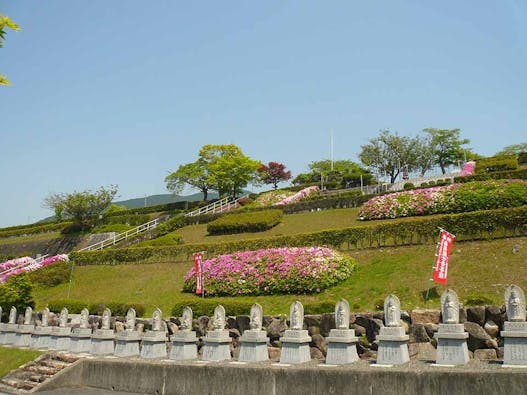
xmin=114 ymin=321 xmax=124 ymax=333
xmin=355 ymin=315 xmax=383 ymax=343
xmin=424 ymin=323 xmax=438 ymax=339
xmin=484 ymin=320 xmax=499 ymax=338
xmin=196 ymin=316 xmax=209 ymax=337
xmin=268 ymin=346 xmax=281 ymax=361
xmin=411 ymin=309 xmax=440 ymax=325
xmin=166 ymin=321 xmax=178 ymax=335
xmin=467 ymin=306 xmax=486 ymax=326
xmin=310 ymin=334 xmax=327 ymax=356
xmin=474 ymin=349 xmax=497 ymax=360
xmin=136 ymin=323 xmax=144 ymax=333
xmin=409 ymin=324 xmax=431 ymax=343
xmin=308 ymin=326 xmax=321 ymax=336
xmin=408 ymin=342 xmax=436 ymax=361
xmin=485 ymin=306 xmax=506 ymax=328
xmin=267 ymin=316 xmax=287 ymax=340
xmin=310 ymin=347 xmax=325 ymax=360
xmin=226 ymin=316 xmax=238 ymax=330
xmin=235 ymin=315 xmax=250 ymax=334
xmin=464 ymin=322 xmax=499 ymax=351
xmin=352 ymin=324 xmax=366 ymax=337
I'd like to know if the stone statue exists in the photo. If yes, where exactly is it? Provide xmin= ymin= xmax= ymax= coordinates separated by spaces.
xmin=212 ymin=305 xmax=226 ymax=330
xmin=24 ymin=306 xmax=33 ymax=325
xmin=101 ymin=308 xmax=111 ymax=330
xmin=42 ymin=308 xmax=49 ymax=327
xmin=0 ymin=306 xmax=2 ymax=323
xmin=59 ymin=307 xmax=68 ymax=327
xmin=9 ymin=306 xmax=17 ymax=324
xmin=384 ymin=294 xmax=401 ymax=327
xmin=125 ymin=308 xmax=136 ymax=331
xmin=290 ymin=301 xmax=304 ymax=330
xmin=441 ymin=289 xmax=460 ymax=324
xmin=80 ymin=308 xmax=89 ymax=329
xmin=249 ymin=303 xmax=263 ymax=330
xmin=505 ymin=285 xmax=526 ymax=322
xmin=335 ymin=299 xmax=350 ymax=329
xmin=180 ymin=307 xmax=193 ymax=331
xmin=152 ymin=308 xmax=163 ymax=331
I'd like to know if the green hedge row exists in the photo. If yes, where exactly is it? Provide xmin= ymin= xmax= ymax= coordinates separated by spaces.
xmin=104 ymin=214 xmax=151 ymax=226
xmin=0 ymin=221 xmax=72 ymax=239
xmin=455 ymin=168 xmax=527 ymax=183
xmin=476 ymin=155 xmax=518 ymax=174
xmin=281 ymin=193 xmax=371 ymax=214
xmin=104 ymin=200 xmax=205 ymax=217
xmin=69 ymin=206 xmax=527 ymax=265
xmin=207 ymin=209 xmax=283 ymax=235
xmin=47 ymin=299 xmax=146 ymax=317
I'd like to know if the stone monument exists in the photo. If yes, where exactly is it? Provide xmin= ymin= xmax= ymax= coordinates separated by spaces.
xmin=375 ymin=294 xmax=410 ymax=366
xmin=30 ymin=307 xmax=52 ymax=349
xmin=501 ymin=284 xmax=527 ymax=366
xmin=238 ymin=303 xmax=269 ymax=362
xmin=140 ymin=308 xmax=167 ymax=359
xmin=325 ymin=299 xmax=359 ymax=365
xmin=70 ymin=308 xmax=93 ymax=353
xmin=1 ymin=306 xmax=19 ymax=345
xmin=50 ymin=307 xmax=72 ymax=350
xmin=279 ymin=301 xmax=312 ymax=364
xmin=115 ymin=308 xmax=142 ymax=357
xmin=91 ymin=308 xmax=115 ymax=355
xmin=434 ymin=289 xmax=469 ymax=366
xmin=15 ymin=306 xmax=35 ymax=347
xmin=170 ymin=306 xmax=198 ymax=361
xmin=202 ymin=305 xmax=232 ymax=361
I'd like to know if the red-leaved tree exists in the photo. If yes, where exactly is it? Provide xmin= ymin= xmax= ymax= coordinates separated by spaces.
xmin=258 ymin=162 xmax=292 ymax=189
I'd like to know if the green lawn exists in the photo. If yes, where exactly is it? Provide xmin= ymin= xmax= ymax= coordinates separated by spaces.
xmin=0 ymin=347 xmax=42 ymax=377
xmin=0 ymin=232 xmax=60 ymax=246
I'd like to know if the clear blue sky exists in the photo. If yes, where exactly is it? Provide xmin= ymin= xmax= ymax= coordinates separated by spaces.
xmin=1 ymin=1 xmax=525 ymax=227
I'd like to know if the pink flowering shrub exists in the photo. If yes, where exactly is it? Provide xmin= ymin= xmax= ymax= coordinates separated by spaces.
xmin=273 ymin=186 xmax=320 ymax=206
xmin=0 ymin=254 xmax=69 ymax=283
xmin=183 ymin=247 xmax=356 ymax=296
xmin=0 ymin=256 xmax=34 ymax=272
xmin=460 ymin=161 xmax=476 ymax=176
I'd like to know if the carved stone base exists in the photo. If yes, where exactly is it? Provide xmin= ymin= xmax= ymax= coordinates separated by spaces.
xmin=501 ymin=321 xmax=527 ymax=366
xmin=91 ymin=329 xmax=116 ymax=355
xmin=434 ymin=324 xmax=469 ymax=366
xmin=0 ymin=324 xmax=19 ymax=345
xmin=30 ymin=326 xmax=52 ymax=349
xmin=202 ymin=330 xmax=232 ymax=362
xmin=114 ymin=330 xmax=142 ymax=358
xmin=50 ymin=327 xmax=72 ymax=351
xmin=376 ymin=326 xmax=410 ymax=365
xmin=170 ymin=331 xmax=198 ymax=361
xmin=14 ymin=325 xmax=34 ymax=347
xmin=238 ymin=330 xmax=268 ymax=363
xmin=325 ymin=328 xmax=359 ymax=365
xmin=141 ymin=340 xmax=167 ymax=359
xmin=69 ymin=328 xmax=93 ymax=353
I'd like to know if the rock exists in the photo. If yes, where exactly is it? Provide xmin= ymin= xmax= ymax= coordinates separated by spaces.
xmin=267 ymin=316 xmax=287 ymax=340
xmin=226 ymin=316 xmax=238 ymax=330
xmin=268 ymin=346 xmax=281 ymax=361
xmin=355 ymin=315 xmax=383 ymax=343
xmin=228 ymin=328 xmax=241 ymax=339
xmin=166 ymin=321 xmax=178 ymax=335
xmin=370 ymin=341 xmax=378 ymax=351
xmin=484 ymin=320 xmax=499 ymax=338
xmin=424 ymin=323 xmax=438 ymax=339
xmin=464 ymin=322 xmax=499 ymax=351
xmin=497 ymin=347 xmax=504 ymax=359
xmin=310 ymin=347 xmax=325 ymax=360
xmin=474 ymin=349 xmax=498 ymax=360
xmin=400 ymin=320 xmax=410 ymax=334
xmin=352 ymin=324 xmax=366 ymax=337
xmin=197 ymin=316 xmax=209 ymax=337
xmin=310 ymin=334 xmax=327 ymax=356
xmin=308 ymin=326 xmax=321 ymax=336
xmin=401 ymin=311 xmax=411 ymax=325
xmin=236 ymin=316 xmax=250 ymax=334
xmin=409 ymin=324 xmax=431 ymax=343
xmin=114 ymin=321 xmax=124 ymax=333
xmin=458 ymin=308 xmax=467 ymax=324
xmin=486 ymin=306 xmax=506 ymax=328
xmin=319 ymin=313 xmax=335 ymax=336
xmin=136 ymin=323 xmax=144 ymax=333
xmin=360 ymin=350 xmax=376 ymax=361
xmin=467 ymin=306 xmax=486 ymax=326
xmin=408 ymin=342 xmax=437 ymax=361
xmin=411 ymin=309 xmax=440 ymax=325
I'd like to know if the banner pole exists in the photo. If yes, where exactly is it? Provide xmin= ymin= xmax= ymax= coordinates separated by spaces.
xmin=425 ymin=229 xmax=443 ymax=302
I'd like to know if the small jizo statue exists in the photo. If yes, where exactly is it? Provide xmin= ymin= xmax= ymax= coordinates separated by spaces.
xmin=290 ymin=301 xmax=304 ymax=330
xmin=384 ymin=295 xmax=401 ymax=327
xmin=9 ymin=306 xmax=17 ymax=324
xmin=41 ymin=307 xmax=50 ymax=327
xmin=80 ymin=308 xmax=89 ymax=329
xmin=180 ymin=307 xmax=193 ymax=331
xmin=505 ymin=285 xmax=526 ymax=322
xmin=24 ymin=306 xmax=33 ymax=325
xmin=212 ymin=305 xmax=226 ymax=330
xmin=335 ymin=299 xmax=350 ymax=330
xmin=152 ymin=308 xmax=163 ymax=331
xmin=0 ymin=306 xmax=2 ymax=323
xmin=125 ymin=308 xmax=136 ymax=331
xmin=249 ymin=303 xmax=263 ymax=331
xmin=59 ymin=308 xmax=68 ymax=328
xmin=101 ymin=308 xmax=111 ymax=330
xmin=441 ymin=289 xmax=460 ymax=324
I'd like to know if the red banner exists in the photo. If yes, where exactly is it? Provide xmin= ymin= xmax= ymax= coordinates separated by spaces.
xmin=432 ymin=230 xmax=455 ymax=285
xmin=194 ymin=252 xmax=203 ymax=295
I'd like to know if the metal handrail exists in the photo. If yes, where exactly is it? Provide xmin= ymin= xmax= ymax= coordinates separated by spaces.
xmin=185 ymin=195 xmax=248 ymax=217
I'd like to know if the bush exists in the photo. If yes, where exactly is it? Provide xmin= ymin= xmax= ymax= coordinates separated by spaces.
xmin=104 ymin=214 xmax=151 ymax=226
xmin=0 ymin=274 xmax=34 ymax=318
xmin=155 ymin=215 xmax=187 ymax=237
xmin=518 ymin=152 xmax=527 ymax=165
xmin=172 ymin=299 xmax=254 ymax=317
xmin=476 ymin=155 xmax=518 ymax=173
xmin=61 ymin=223 xmax=84 ymax=235
xmin=48 ymin=299 xmax=90 ymax=314
xmin=92 ymin=224 xmax=134 ymax=234
xmin=27 ymin=260 xmax=71 ymax=287
xmin=403 ymin=183 xmax=415 ymax=190
xmin=0 ymin=222 xmax=70 ymax=239
xmin=207 ymin=209 xmax=283 ymax=235
xmin=455 ymin=168 xmax=527 ymax=183
xmin=142 ymin=232 xmax=183 ymax=247
xmin=47 ymin=299 xmax=146 ymax=317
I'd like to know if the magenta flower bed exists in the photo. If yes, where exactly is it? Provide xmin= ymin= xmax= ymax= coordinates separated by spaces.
xmin=273 ymin=186 xmax=319 ymax=206
xmin=0 ymin=254 xmax=69 ymax=283
xmin=183 ymin=247 xmax=356 ymax=296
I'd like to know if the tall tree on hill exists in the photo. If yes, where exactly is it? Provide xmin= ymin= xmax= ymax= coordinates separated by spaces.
xmin=423 ymin=128 xmax=470 ymax=174
xmin=0 ymin=13 xmax=20 ymax=86
xmin=293 ymin=159 xmax=373 ymax=189
xmin=495 ymin=143 xmax=527 ymax=156
xmin=258 ymin=162 xmax=292 ymax=190
xmin=165 ymin=160 xmax=212 ymax=201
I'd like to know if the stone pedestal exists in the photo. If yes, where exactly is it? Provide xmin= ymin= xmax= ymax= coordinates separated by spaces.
xmin=90 ymin=329 xmax=115 ymax=355
xmin=434 ymin=323 xmax=469 ymax=366
xmin=140 ymin=331 xmax=167 ymax=359
xmin=115 ymin=330 xmax=142 ymax=358
xmin=202 ymin=330 xmax=232 ymax=362
xmin=238 ymin=330 xmax=269 ymax=363
xmin=30 ymin=326 xmax=53 ymax=349
xmin=170 ymin=331 xmax=198 ymax=361
xmin=325 ymin=328 xmax=359 ymax=365
xmin=375 ymin=326 xmax=410 ymax=366
xmin=69 ymin=328 xmax=93 ymax=353
xmin=501 ymin=321 xmax=527 ymax=366
xmin=279 ymin=329 xmax=312 ymax=364
xmin=50 ymin=327 xmax=72 ymax=351
xmin=0 ymin=324 xmax=6 ymax=344
xmin=14 ymin=324 xmax=35 ymax=347
xmin=0 ymin=323 xmax=19 ymax=345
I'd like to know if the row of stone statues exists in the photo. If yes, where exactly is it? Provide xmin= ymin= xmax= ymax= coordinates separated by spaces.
xmin=1 ymin=285 xmax=526 ymax=366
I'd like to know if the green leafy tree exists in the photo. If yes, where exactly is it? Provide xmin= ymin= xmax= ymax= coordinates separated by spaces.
xmin=0 ymin=274 xmax=34 ymax=318
xmin=423 ymin=128 xmax=470 ymax=174
xmin=0 ymin=13 xmax=20 ymax=86
xmin=43 ymin=185 xmax=118 ymax=230
xmin=414 ymin=135 xmax=436 ymax=176
xmin=258 ymin=162 xmax=292 ymax=190
xmin=496 ymin=143 xmax=527 ymax=156
xmin=165 ymin=160 xmax=212 ymax=201
xmin=293 ymin=159 xmax=373 ymax=188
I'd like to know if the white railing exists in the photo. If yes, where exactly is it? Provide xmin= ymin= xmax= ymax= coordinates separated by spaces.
xmin=77 ymin=218 xmax=160 ymax=252
xmin=185 ymin=195 xmax=248 ymax=217
xmin=0 ymin=254 xmax=49 ymax=277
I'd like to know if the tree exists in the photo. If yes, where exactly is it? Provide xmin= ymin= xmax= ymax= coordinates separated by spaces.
xmin=43 ymin=185 xmax=118 ymax=230
xmin=414 ymin=135 xmax=436 ymax=176
xmin=423 ymin=128 xmax=470 ymax=174
xmin=0 ymin=274 xmax=34 ymax=317
xmin=0 ymin=13 xmax=20 ymax=86
xmin=359 ymin=130 xmax=416 ymax=183
xmin=258 ymin=162 xmax=292 ymax=190
xmin=496 ymin=143 xmax=527 ymax=156
xmin=165 ymin=160 xmax=212 ymax=201
xmin=293 ymin=159 xmax=373 ymax=189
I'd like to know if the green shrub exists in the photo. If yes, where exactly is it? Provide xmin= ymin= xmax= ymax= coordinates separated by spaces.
xmin=142 ymin=232 xmax=183 ymax=247
xmin=207 ymin=209 xmax=283 ymax=235
xmin=104 ymin=214 xmax=151 ymax=226
xmin=455 ymin=168 xmax=527 ymax=183
xmin=0 ymin=274 xmax=34 ymax=319
xmin=47 ymin=299 xmax=146 ymax=317
xmin=476 ymin=155 xmax=518 ymax=173
xmin=92 ymin=224 xmax=134 ymax=234
xmin=0 ymin=222 xmax=70 ymax=239
xmin=172 ymin=299 xmax=253 ymax=317
xmin=155 ymin=215 xmax=187 ymax=236
xmin=403 ymin=183 xmax=415 ymax=190
xmin=27 ymin=260 xmax=71 ymax=287
xmin=518 ymin=152 xmax=527 ymax=165
xmin=48 ymin=299 xmax=90 ymax=314
xmin=61 ymin=223 xmax=84 ymax=235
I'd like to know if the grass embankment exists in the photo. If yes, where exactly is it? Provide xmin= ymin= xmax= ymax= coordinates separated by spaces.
xmin=0 ymin=232 xmax=60 ymax=246
xmin=33 ymin=237 xmax=527 ymax=317
xmin=0 ymin=347 xmax=42 ymax=377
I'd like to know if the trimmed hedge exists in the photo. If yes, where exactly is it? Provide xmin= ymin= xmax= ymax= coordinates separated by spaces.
xmin=47 ymin=299 xmax=146 ymax=317
xmin=0 ymin=222 xmax=71 ymax=239
xmin=172 ymin=299 xmax=254 ymax=317
xmin=455 ymin=168 xmax=527 ymax=183
xmin=476 ymin=155 xmax=518 ymax=174
xmin=104 ymin=200 xmax=205 ymax=217
xmin=69 ymin=205 xmax=527 ymax=265
xmin=207 ymin=209 xmax=283 ymax=235
xmin=104 ymin=214 xmax=151 ymax=226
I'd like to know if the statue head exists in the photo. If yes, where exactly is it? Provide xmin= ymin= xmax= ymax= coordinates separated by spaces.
xmin=152 ymin=308 xmax=162 ymax=331
xmin=9 ymin=306 xmax=17 ymax=324
xmin=80 ymin=308 xmax=89 ymax=329
xmin=335 ymin=299 xmax=350 ymax=330
xmin=24 ymin=306 xmax=33 ymax=325
xmin=384 ymin=294 xmax=401 ymax=327
xmin=101 ymin=308 xmax=111 ymax=330
xmin=180 ymin=307 xmax=193 ymax=331
xmin=59 ymin=307 xmax=69 ymax=327
xmin=125 ymin=308 xmax=136 ymax=331
xmin=505 ymin=285 xmax=526 ymax=322
xmin=249 ymin=303 xmax=263 ymax=330
xmin=441 ymin=289 xmax=459 ymax=324
xmin=213 ymin=305 xmax=226 ymax=330
xmin=41 ymin=308 xmax=49 ymax=327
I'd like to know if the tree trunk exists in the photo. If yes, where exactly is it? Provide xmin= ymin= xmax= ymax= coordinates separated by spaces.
xmin=202 ymin=188 xmax=208 ymax=201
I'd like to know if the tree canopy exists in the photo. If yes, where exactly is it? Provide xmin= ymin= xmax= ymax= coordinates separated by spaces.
xmin=293 ymin=159 xmax=373 ymax=188
xmin=0 ymin=13 xmax=20 ymax=86
xmin=496 ymin=143 xmax=527 ymax=156
xmin=423 ymin=128 xmax=470 ymax=174
xmin=258 ymin=162 xmax=292 ymax=190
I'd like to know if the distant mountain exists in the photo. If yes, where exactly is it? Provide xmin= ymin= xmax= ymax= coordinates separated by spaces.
xmin=114 ymin=192 xmax=219 ymax=209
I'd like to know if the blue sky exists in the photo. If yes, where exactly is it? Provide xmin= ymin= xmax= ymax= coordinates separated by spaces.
xmin=0 ymin=0 xmax=526 ymax=227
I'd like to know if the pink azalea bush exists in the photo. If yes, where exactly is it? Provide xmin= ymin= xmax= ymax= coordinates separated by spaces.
xmin=273 ymin=186 xmax=320 ymax=206
xmin=0 ymin=256 xmax=34 ymax=272
xmin=0 ymin=254 xmax=69 ymax=283
xmin=183 ymin=246 xmax=356 ymax=296
xmin=460 ymin=161 xmax=476 ymax=176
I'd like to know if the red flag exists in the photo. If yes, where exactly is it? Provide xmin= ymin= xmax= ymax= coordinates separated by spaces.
xmin=194 ymin=252 xmax=203 ymax=295
xmin=432 ymin=230 xmax=455 ymax=285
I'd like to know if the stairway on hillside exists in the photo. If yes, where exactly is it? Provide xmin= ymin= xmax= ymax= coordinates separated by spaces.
xmin=0 ymin=352 xmax=79 ymax=394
